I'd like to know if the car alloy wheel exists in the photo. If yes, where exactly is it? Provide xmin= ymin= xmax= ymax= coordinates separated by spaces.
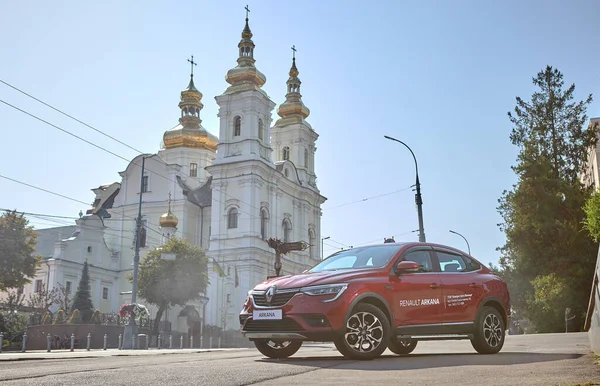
xmin=471 ymin=306 xmax=505 ymax=354
xmin=254 ymin=339 xmax=303 ymax=359
xmin=345 ymin=311 xmax=384 ymax=353
xmin=334 ymin=303 xmax=390 ymax=360
xmin=387 ymin=338 xmax=417 ymax=355
xmin=483 ymin=313 xmax=503 ymax=348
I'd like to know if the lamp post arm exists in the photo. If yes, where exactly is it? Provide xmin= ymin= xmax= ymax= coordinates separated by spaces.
xmin=384 ymin=135 xmax=419 ymax=178
xmin=449 ymin=230 xmax=471 ymax=256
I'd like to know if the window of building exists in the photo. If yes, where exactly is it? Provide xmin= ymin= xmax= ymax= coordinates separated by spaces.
xmin=304 ymin=148 xmax=309 ymax=168
xmin=260 ymin=209 xmax=268 ymax=240
xmin=282 ymin=146 xmax=290 ymax=161
xmin=228 ymin=208 xmax=238 ymax=229
xmin=227 ymin=294 xmax=231 ymax=303
xmin=234 ymin=116 xmax=241 ymax=137
xmin=102 ymin=287 xmax=109 ymax=300
xmin=34 ymin=279 xmax=43 ymax=293
xmin=87 ymin=246 xmax=92 ymax=254
xmin=283 ymin=219 xmax=292 ymax=243
xmin=142 ymin=175 xmax=149 ymax=193
xmin=190 ymin=163 xmax=198 ymax=177
xmin=65 ymin=281 xmax=72 ymax=295
xmin=258 ymin=118 xmax=264 ymax=140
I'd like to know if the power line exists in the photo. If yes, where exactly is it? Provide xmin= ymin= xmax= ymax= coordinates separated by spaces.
xmin=322 ymin=186 xmax=413 ymax=211
xmin=0 ymin=79 xmax=144 ymax=154
xmin=0 ymin=174 xmax=90 ymax=206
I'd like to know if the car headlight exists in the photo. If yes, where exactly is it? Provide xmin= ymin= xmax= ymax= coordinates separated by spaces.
xmin=300 ymin=283 xmax=348 ymax=303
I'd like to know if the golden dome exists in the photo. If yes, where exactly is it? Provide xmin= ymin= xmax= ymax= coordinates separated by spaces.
xmin=225 ymin=17 xmax=267 ymax=89
xmin=163 ymin=73 xmax=218 ymax=152
xmin=277 ymin=57 xmax=310 ymax=119
xmin=159 ymin=193 xmax=178 ymax=228
xmin=163 ymin=125 xmax=218 ymax=152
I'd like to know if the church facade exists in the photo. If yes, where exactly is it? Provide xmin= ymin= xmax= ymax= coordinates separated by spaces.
xmin=8 ymin=13 xmax=326 ymax=340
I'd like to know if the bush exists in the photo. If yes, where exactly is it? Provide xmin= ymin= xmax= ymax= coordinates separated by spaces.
xmin=68 ymin=309 xmax=81 ymax=324
xmin=53 ymin=309 xmax=66 ymax=324
xmin=41 ymin=311 xmax=52 ymax=325
xmin=91 ymin=309 xmax=101 ymax=325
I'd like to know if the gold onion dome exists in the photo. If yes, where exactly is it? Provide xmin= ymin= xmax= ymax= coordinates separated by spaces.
xmin=159 ymin=193 xmax=178 ymax=228
xmin=163 ymin=73 xmax=218 ymax=152
xmin=225 ymin=15 xmax=267 ymax=89
xmin=277 ymin=55 xmax=310 ymax=119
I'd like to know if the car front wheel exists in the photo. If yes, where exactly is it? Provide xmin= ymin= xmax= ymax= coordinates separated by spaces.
xmin=254 ymin=339 xmax=303 ymax=359
xmin=334 ymin=303 xmax=391 ymax=360
xmin=470 ymin=306 xmax=505 ymax=354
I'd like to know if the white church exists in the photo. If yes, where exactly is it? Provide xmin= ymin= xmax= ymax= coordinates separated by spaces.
xmin=10 ymin=13 xmax=326 ymax=342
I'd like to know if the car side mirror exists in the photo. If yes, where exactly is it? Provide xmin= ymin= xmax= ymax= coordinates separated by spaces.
xmin=395 ymin=260 xmax=420 ymax=275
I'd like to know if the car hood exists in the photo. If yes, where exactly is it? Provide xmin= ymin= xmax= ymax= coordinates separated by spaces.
xmin=252 ymin=269 xmax=382 ymax=291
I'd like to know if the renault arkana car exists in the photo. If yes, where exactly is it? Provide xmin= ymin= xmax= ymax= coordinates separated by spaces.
xmin=239 ymin=242 xmax=510 ymax=360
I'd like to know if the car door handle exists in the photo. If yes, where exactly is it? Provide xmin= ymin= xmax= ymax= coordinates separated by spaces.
xmin=469 ymin=283 xmax=481 ymax=288
xmin=430 ymin=283 xmax=439 ymax=289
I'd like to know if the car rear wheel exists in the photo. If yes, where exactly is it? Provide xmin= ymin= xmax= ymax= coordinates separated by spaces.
xmin=470 ymin=306 xmax=505 ymax=354
xmin=254 ymin=339 xmax=303 ymax=359
xmin=387 ymin=338 xmax=417 ymax=355
xmin=334 ymin=303 xmax=390 ymax=360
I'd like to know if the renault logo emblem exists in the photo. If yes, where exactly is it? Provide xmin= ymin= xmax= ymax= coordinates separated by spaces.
xmin=265 ymin=286 xmax=276 ymax=304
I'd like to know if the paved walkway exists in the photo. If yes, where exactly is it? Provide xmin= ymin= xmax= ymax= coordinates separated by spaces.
xmin=0 ymin=347 xmax=247 ymax=361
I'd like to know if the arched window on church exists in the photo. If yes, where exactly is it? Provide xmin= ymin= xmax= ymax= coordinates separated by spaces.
xmin=308 ymin=228 xmax=316 ymax=260
xmin=260 ymin=208 xmax=268 ymax=240
xmin=258 ymin=118 xmax=264 ymax=140
xmin=228 ymin=208 xmax=238 ymax=229
xmin=283 ymin=146 xmax=290 ymax=161
xmin=304 ymin=148 xmax=309 ymax=168
xmin=283 ymin=219 xmax=292 ymax=243
xmin=234 ymin=116 xmax=241 ymax=137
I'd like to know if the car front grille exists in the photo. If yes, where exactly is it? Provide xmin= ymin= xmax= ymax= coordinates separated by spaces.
xmin=252 ymin=291 xmax=298 ymax=307
xmin=243 ymin=318 xmax=304 ymax=332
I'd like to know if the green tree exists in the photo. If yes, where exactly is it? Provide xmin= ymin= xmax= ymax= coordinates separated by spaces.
xmin=71 ymin=261 xmax=94 ymax=323
xmin=0 ymin=210 xmax=40 ymax=290
xmin=497 ymin=66 xmax=599 ymax=332
xmin=26 ymin=283 xmax=59 ymax=312
xmin=132 ymin=237 xmax=209 ymax=335
xmin=583 ymin=190 xmax=600 ymax=242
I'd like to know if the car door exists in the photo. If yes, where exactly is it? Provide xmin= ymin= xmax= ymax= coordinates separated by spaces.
xmin=434 ymin=248 xmax=485 ymax=323
xmin=391 ymin=247 xmax=443 ymax=328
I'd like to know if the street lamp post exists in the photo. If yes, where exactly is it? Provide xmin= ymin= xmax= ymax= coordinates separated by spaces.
xmin=384 ymin=135 xmax=425 ymax=242
xmin=449 ymin=229 xmax=471 ymax=255
xmin=123 ymin=156 xmax=146 ymax=349
xmin=321 ymin=236 xmax=330 ymax=260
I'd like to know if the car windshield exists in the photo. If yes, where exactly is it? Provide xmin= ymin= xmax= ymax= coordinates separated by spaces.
xmin=309 ymin=244 xmax=403 ymax=273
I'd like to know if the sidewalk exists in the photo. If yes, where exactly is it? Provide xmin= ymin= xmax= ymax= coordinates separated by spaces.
xmin=0 ymin=347 xmax=247 ymax=361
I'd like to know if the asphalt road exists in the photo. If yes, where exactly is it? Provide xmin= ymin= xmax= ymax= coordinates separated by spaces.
xmin=0 ymin=332 xmax=598 ymax=385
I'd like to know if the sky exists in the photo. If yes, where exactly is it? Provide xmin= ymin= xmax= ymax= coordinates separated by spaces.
xmin=1 ymin=0 xmax=599 ymax=266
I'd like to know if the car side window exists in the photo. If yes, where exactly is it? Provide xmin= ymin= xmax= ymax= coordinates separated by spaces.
xmin=403 ymin=250 xmax=434 ymax=272
xmin=460 ymin=255 xmax=481 ymax=272
xmin=436 ymin=251 xmax=467 ymax=272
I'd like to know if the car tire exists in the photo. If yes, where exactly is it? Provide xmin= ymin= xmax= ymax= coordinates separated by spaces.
xmin=254 ymin=339 xmax=303 ymax=359
xmin=334 ymin=303 xmax=391 ymax=360
xmin=470 ymin=306 xmax=505 ymax=354
xmin=387 ymin=338 xmax=417 ymax=355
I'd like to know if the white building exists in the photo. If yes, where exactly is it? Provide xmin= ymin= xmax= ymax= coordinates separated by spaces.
xmin=583 ymin=117 xmax=600 ymax=189
xmin=7 ymin=13 xmax=326 ymax=339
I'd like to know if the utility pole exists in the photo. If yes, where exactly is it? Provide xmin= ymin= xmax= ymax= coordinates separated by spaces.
xmin=123 ymin=155 xmax=146 ymax=349
xmin=384 ymin=135 xmax=426 ymax=242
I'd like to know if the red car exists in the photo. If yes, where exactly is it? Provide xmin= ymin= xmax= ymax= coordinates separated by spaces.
xmin=239 ymin=242 xmax=510 ymax=360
